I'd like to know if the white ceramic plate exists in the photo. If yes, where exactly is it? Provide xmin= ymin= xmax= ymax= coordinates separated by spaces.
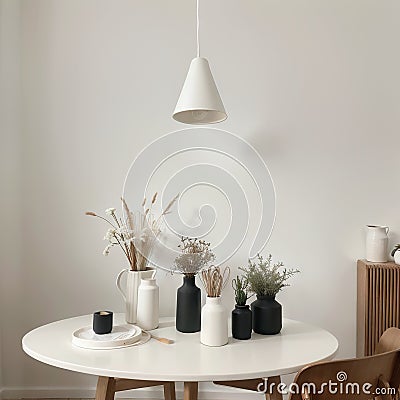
xmin=72 ymin=324 xmax=142 ymax=349
xmin=79 ymin=331 xmax=151 ymax=350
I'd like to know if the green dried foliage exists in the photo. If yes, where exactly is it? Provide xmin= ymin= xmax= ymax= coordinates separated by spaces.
xmin=232 ymin=275 xmax=251 ymax=306
xmin=240 ymin=254 xmax=299 ymax=297
xmin=174 ymin=237 xmax=215 ymax=276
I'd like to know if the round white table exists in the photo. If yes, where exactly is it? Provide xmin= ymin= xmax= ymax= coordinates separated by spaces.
xmin=22 ymin=314 xmax=338 ymax=400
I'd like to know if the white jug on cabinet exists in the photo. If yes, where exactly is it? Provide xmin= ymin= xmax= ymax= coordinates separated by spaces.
xmin=366 ymin=225 xmax=389 ymax=262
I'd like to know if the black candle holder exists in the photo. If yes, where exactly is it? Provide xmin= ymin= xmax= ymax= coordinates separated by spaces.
xmin=93 ymin=311 xmax=113 ymax=334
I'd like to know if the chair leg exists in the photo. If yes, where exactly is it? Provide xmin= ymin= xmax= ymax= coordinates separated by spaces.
xmin=163 ymin=382 xmax=176 ymax=400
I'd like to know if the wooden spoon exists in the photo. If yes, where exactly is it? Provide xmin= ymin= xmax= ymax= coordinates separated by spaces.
xmin=147 ymin=332 xmax=174 ymax=345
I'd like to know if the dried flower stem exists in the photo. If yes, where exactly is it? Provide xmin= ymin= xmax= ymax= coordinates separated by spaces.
xmin=86 ymin=193 xmax=178 ymax=271
xmin=200 ymin=266 xmax=230 ymax=297
xmin=86 ymin=212 xmax=117 ymax=229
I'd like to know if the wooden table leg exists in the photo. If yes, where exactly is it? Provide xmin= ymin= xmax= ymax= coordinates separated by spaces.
xmin=95 ymin=377 xmax=116 ymax=400
xmin=95 ymin=376 xmax=176 ymax=400
xmin=184 ymin=382 xmax=198 ymax=400
xmin=164 ymin=382 xmax=176 ymax=400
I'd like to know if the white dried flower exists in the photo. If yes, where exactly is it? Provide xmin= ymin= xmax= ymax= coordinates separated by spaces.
xmin=139 ymin=228 xmax=151 ymax=243
xmin=103 ymin=245 xmax=112 ymax=256
xmin=104 ymin=228 xmax=116 ymax=241
xmin=118 ymin=227 xmax=134 ymax=236
xmin=105 ymin=207 xmax=116 ymax=215
xmin=124 ymin=236 xmax=136 ymax=245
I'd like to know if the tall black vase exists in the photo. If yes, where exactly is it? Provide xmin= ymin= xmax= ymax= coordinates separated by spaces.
xmin=176 ymin=275 xmax=201 ymax=333
xmin=232 ymin=305 xmax=252 ymax=340
xmin=251 ymin=295 xmax=282 ymax=335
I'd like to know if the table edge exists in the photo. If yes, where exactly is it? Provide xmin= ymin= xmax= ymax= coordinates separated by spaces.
xmin=22 ymin=328 xmax=339 ymax=382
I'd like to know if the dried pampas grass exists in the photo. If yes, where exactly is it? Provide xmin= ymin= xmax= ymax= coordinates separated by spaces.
xmin=200 ymin=266 xmax=230 ymax=297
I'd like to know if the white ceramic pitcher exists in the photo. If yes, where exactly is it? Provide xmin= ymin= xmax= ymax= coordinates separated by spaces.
xmin=116 ymin=268 xmax=156 ymax=324
xmin=366 ymin=225 xmax=389 ymax=263
xmin=137 ymin=278 xmax=159 ymax=330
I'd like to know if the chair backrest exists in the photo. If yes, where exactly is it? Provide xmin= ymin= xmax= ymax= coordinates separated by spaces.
xmin=288 ymin=349 xmax=400 ymax=400
xmin=376 ymin=327 xmax=400 ymax=354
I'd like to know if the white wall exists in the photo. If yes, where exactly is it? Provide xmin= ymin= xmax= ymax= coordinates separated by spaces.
xmin=2 ymin=0 xmax=400 ymax=398
xmin=0 ymin=0 xmax=22 ymax=397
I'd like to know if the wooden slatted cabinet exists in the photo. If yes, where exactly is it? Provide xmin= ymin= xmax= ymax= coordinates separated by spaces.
xmin=357 ymin=259 xmax=400 ymax=356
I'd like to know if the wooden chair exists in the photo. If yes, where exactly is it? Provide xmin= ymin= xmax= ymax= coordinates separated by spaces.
xmin=376 ymin=327 xmax=400 ymax=354
xmin=214 ymin=328 xmax=400 ymax=400
xmin=288 ymin=349 xmax=400 ymax=400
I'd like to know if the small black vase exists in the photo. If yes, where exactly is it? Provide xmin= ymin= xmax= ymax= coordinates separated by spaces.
xmin=251 ymin=295 xmax=282 ymax=335
xmin=176 ymin=275 xmax=201 ymax=333
xmin=232 ymin=305 xmax=252 ymax=340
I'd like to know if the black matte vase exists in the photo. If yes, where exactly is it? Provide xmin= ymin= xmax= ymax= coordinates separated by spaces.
xmin=251 ymin=295 xmax=282 ymax=335
xmin=176 ymin=275 xmax=201 ymax=333
xmin=232 ymin=305 xmax=252 ymax=340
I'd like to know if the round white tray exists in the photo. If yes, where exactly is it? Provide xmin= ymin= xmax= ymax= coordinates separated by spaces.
xmin=72 ymin=324 xmax=143 ymax=349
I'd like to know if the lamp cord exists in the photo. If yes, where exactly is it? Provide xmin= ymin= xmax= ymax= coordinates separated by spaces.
xmin=196 ymin=0 xmax=200 ymax=57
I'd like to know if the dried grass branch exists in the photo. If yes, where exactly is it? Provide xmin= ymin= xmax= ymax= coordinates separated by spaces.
xmin=200 ymin=266 xmax=230 ymax=297
xmin=86 ymin=193 xmax=178 ymax=271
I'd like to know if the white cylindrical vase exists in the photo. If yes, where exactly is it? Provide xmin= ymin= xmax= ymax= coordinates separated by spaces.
xmin=200 ymin=296 xmax=228 ymax=347
xmin=137 ymin=278 xmax=159 ymax=330
xmin=366 ymin=225 xmax=389 ymax=262
xmin=116 ymin=268 xmax=155 ymax=324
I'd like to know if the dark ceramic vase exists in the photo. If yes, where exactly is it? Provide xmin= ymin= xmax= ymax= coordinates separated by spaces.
xmin=251 ymin=295 xmax=282 ymax=335
xmin=176 ymin=275 xmax=201 ymax=333
xmin=231 ymin=305 xmax=252 ymax=340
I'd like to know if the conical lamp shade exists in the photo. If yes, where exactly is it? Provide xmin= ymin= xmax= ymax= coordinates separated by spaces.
xmin=173 ymin=57 xmax=227 ymax=124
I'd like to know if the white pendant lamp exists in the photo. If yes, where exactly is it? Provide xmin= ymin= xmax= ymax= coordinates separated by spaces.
xmin=173 ymin=0 xmax=227 ymax=125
